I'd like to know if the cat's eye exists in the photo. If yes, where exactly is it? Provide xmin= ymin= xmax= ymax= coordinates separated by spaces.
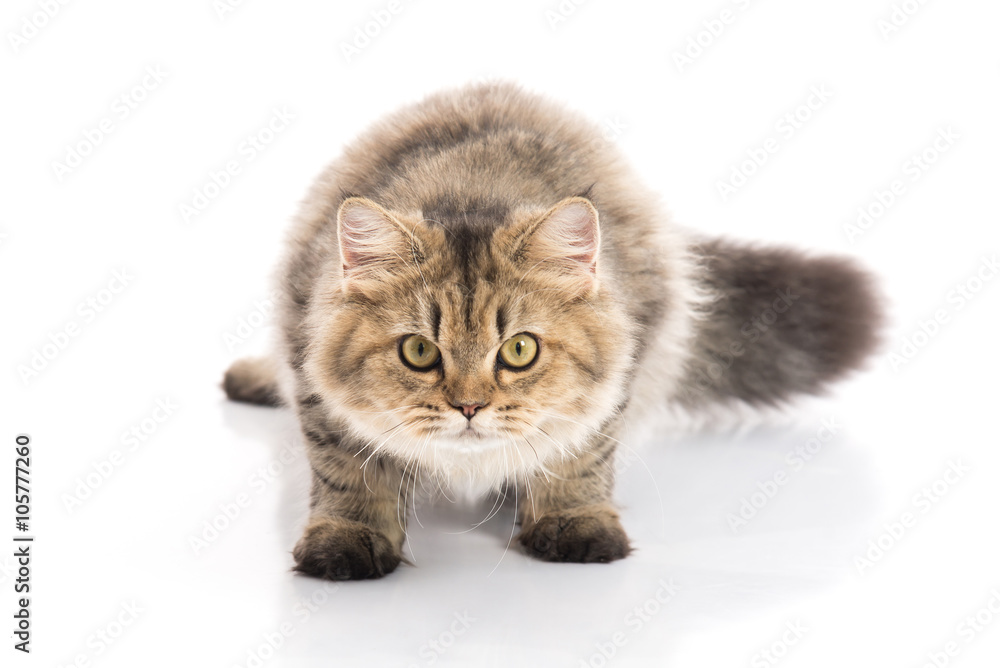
xmin=498 ymin=333 xmax=538 ymax=369
xmin=400 ymin=335 xmax=441 ymax=370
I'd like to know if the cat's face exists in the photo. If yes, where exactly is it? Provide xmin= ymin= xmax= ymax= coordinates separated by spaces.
xmin=304 ymin=197 xmax=636 ymax=484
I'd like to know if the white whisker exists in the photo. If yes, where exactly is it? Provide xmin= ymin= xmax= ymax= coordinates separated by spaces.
xmin=526 ymin=407 xmax=666 ymax=532
xmin=489 ymin=446 xmax=518 ymax=578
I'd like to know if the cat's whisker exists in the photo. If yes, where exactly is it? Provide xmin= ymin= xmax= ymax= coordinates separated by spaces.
xmin=525 ymin=473 xmax=536 ymax=524
xmin=520 ymin=407 xmax=627 ymax=449
xmin=587 ymin=444 xmax=620 ymax=479
xmin=450 ymin=473 xmax=508 ymax=533
xmin=356 ymin=417 xmax=412 ymax=457
xmin=356 ymin=423 xmax=401 ymax=461
xmin=520 ymin=433 xmax=541 ymax=463
xmin=531 ymin=423 xmax=568 ymax=455
xmin=526 ymin=426 xmax=581 ymax=482
xmin=409 ymin=434 xmax=431 ymax=530
xmin=488 ymin=447 xmax=518 ymax=578
xmin=427 ymin=438 xmax=457 ymax=504
xmin=449 ymin=438 xmax=521 ymax=536
xmin=435 ymin=471 xmax=456 ymax=504
xmin=508 ymin=437 xmax=537 ymax=522
xmin=350 ymin=404 xmax=422 ymax=416
xmin=614 ymin=405 xmax=632 ymax=443
xmin=397 ymin=451 xmax=420 ymax=563
xmin=520 ymin=435 xmax=554 ymax=483
xmin=395 ymin=460 xmax=407 ymax=535
xmin=360 ymin=419 xmax=418 ymax=493
xmin=359 ymin=434 xmax=395 ymax=491
xmin=527 ymin=408 xmax=666 ymax=530
xmin=445 ymin=488 xmax=500 ymax=535
xmin=524 ymin=421 xmax=568 ymax=456
xmin=533 ymin=420 xmax=617 ymax=480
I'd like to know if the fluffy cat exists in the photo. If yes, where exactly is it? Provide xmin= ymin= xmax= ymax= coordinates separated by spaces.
xmin=224 ymin=82 xmax=881 ymax=580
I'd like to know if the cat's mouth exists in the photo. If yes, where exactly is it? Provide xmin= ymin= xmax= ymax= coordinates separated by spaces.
xmin=457 ymin=424 xmax=487 ymax=439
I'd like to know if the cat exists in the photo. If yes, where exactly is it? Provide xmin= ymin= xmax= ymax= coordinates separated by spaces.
xmin=223 ymin=81 xmax=882 ymax=580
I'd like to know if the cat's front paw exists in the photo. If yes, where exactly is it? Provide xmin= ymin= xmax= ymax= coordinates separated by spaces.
xmin=518 ymin=504 xmax=631 ymax=563
xmin=292 ymin=517 xmax=401 ymax=580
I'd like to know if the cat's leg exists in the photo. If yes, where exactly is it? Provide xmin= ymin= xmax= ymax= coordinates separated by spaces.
xmin=679 ymin=239 xmax=884 ymax=407
xmin=516 ymin=436 xmax=631 ymax=563
xmin=223 ymin=356 xmax=282 ymax=407
xmin=292 ymin=426 xmax=410 ymax=580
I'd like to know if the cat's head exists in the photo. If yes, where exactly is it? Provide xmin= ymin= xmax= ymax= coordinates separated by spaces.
xmin=303 ymin=196 xmax=636 ymax=483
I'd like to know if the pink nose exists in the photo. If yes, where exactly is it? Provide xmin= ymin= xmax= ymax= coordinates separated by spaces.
xmin=453 ymin=402 xmax=486 ymax=419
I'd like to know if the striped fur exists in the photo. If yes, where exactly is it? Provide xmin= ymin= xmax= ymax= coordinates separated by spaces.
xmin=223 ymin=82 xmax=882 ymax=579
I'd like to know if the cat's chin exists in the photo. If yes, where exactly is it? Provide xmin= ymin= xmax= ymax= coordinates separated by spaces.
xmin=411 ymin=431 xmax=543 ymax=489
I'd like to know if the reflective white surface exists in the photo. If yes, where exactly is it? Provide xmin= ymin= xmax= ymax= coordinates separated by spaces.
xmin=10 ymin=373 xmax=1000 ymax=667
xmin=4 ymin=0 xmax=999 ymax=665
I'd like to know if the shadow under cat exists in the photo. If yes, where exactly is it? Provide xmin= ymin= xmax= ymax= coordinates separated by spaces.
xmin=223 ymin=398 xmax=880 ymax=624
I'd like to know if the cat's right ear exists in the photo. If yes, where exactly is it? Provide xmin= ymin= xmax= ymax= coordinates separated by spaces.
xmin=337 ymin=197 xmax=421 ymax=288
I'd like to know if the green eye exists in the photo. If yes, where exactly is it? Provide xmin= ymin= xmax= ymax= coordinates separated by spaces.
xmin=498 ymin=333 xmax=538 ymax=369
xmin=400 ymin=335 xmax=440 ymax=370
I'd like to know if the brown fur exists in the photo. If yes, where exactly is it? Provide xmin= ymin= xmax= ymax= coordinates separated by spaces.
xmin=223 ymin=357 xmax=282 ymax=407
xmin=222 ymin=82 xmax=883 ymax=580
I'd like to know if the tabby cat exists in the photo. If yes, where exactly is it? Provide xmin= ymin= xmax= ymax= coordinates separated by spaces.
xmin=224 ymin=82 xmax=881 ymax=580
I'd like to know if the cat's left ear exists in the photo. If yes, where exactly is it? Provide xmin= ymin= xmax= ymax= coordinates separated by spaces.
xmin=511 ymin=197 xmax=601 ymax=290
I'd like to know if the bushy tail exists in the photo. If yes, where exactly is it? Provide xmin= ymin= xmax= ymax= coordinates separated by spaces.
xmin=223 ymin=356 xmax=282 ymax=407
xmin=678 ymin=239 xmax=884 ymax=408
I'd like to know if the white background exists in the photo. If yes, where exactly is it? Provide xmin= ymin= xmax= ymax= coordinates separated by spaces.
xmin=3 ymin=0 xmax=1000 ymax=666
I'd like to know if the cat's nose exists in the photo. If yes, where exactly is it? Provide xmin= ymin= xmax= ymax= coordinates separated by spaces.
xmin=451 ymin=402 xmax=487 ymax=420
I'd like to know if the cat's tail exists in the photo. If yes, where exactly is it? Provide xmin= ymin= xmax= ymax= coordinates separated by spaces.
xmin=223 ymin=356 xmax=282 ymax=407
xmin=675 ymin=238 xmax=884 ymax=409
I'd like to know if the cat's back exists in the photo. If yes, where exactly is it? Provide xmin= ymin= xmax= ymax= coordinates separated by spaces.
xmin=334 ymin=81 xmax=628 ymax=211
xmin=284 ymin=82 xmax=649 ymax=287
